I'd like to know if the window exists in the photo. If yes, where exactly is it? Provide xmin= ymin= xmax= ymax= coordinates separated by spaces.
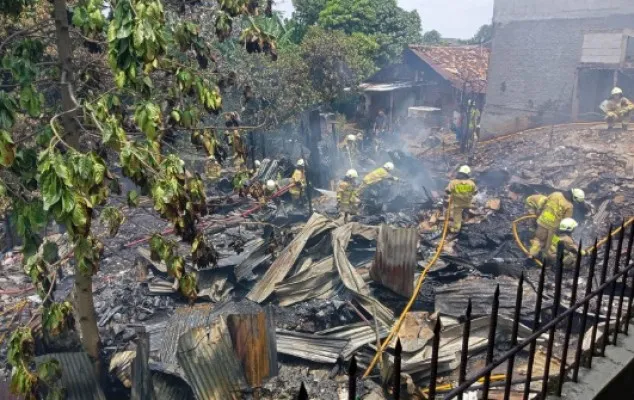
xmin=627 ymin=36 xmax=634 ymax=62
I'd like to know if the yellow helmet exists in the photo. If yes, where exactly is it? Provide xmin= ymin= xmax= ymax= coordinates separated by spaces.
xmin=458 ymin=165 xmax=471 ymax=175
xmin=612 ymin=87 xmax=623 ymax=96
xmin=571 ymin=188 xmax=585 ymax=203
xmin=383 ymin=162 xmax=395 ymax=171
xmin=559 ymin=218 xmax=578 ymax=232
xmin=346 ymin=169 xmax=358 ymax=179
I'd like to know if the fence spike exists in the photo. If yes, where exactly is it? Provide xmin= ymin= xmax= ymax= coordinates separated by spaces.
xmin=348 ymin=356 xmax=357 ymax=400
xmin=297 ymin=382 xmax=308 ymax=400
xmin=611 ymin=223 xmax=626 ymax=346
xmin=504 ymin=271 xmax=524 ymax=400
xmin=573 ymin=240 xmax=598 ymax=382
xmin=482 ymin=284 xmax=500 ymax=399
xmin=524 ymin=259 xmax=546 ymax=400
xmin=557 ymin=240 xmax=583 ymax=395
xmin=428 ymin=319 xmax=441 ymax=400
xmin=393 ymin=339 xmax=402 ymax=400
xmin=590 ymin=227 xmax=613 ymax=365
xmin=458 ymin=299 xmax=472 ymax=400
xmin=541 ymin=242 xmax=565 ymax=398
xmin=625 ymin=224 xmax=634 ymax=335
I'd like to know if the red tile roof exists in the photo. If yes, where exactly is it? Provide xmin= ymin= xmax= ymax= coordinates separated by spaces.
xmin=408 ymin=45 xmax=490 ymax=94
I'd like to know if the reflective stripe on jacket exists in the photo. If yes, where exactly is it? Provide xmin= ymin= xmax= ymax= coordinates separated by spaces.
xmin=537 ymin=192 xmax=573 ymax=230
xmin=446 ymin=179 xmax=477 ymax=207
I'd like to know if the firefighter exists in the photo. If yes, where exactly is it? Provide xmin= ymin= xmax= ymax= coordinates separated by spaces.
xmin=603 ymin=87 xmax=634 ymax=130
xmin=337 ymin=169 xmax=360 ymax=221
xmin=445 ymin=165 xmax=477 ymax=233
xmin=361 ymin=162 xmax=398 ymax=190
xmin=205 ymin=156 xmax=222 ymax=181
xmin=525 ymin=193 xmax=547 ymax=232
xmin=545 ymin=218 xmax=586 ymax=268
xmin=341 ymin=134 xmax=358 ymax=159
xmin=530 ymin=188 xmax=585 ymax=258
xmin=289 ymin=159 xmax=306 ymax=203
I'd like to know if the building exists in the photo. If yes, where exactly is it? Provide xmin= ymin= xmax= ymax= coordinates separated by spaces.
xmin=360 ymin=45 xmax=490 ymax=130
xmin=481 ymin=0 xmax=634 ymax=137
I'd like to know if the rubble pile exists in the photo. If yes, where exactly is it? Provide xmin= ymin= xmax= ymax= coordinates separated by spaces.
xmin=0 ymin=123 xmax=632 ymax=399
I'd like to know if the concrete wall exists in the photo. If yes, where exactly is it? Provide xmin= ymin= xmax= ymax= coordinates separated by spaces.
xmin=494 ymin=0 xmax=634 ymax=23
xmin=481 ymin=13 xmax=634 ymax=137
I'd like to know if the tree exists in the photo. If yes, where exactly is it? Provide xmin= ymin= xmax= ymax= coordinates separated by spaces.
xmin=292 ymin=0 xmax=327 ymax=26
xmin=315 ymin=0 xmax=421 ymax=66
xmin=469 ymin=24 xmax=492 ymax=44
xmin=0 ymin=0 xmax=277 ymax=396
xmin=422 ymin=30 xmax=442 ymax=44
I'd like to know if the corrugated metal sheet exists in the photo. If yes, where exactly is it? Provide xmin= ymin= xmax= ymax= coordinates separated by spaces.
xmin=359 ymin=81 xmax=417 ymax=92
xmin=371 ymin=225 xmax=418 ymax=297
xmin=177 ymin=317 xmax=248 ymax=400
xmin=226 ymin=310 xmax=278 ymax=388
xmin=408 ymin=45 xmax=490 ymax=93
xmin=247 ymin=214 xmax=339 ymax=303
xmin=331 ymin=223 xmax=394 ymax=329
xmin=274 ymin=257 xmax=341 ymax=306
xmin=316 ymin=322 xmax=389 ymax=359
xmin=35 ymin=352 xmax=106 ymax=400
xmin=160 ymin=304 xmax=217 ymax=365
xmin=276 ymin=329 xmax=349 ymax=363
xmin=152 ymin=371 xmax=195 ymax=400
xmin=434 ymin=276 xmax=541 ymax=318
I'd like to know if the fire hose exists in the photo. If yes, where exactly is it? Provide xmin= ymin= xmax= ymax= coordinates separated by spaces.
xmin=123 ymin=182 xmax=296 ymax=248
xmin=362 ymin=197 xmax=452 ymax=378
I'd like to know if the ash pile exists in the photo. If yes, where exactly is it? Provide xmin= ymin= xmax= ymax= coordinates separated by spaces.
xmin=1 ymin=122 xmax=633 ymax=399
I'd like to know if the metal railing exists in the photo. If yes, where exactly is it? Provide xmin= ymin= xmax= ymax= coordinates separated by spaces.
xmin=296 ymin=222 xmax=634 ymax=400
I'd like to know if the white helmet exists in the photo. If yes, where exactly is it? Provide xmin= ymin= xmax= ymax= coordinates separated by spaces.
xmin=571 ymin=188 xmax=585 ymax=203
xmin=254 ymin=160 xmax=261 ymax=168
xmin=346 ymin=169 xmax=358 ymax=179
xmin=611 ymin=87 xmax=623 ymax=96
xmin=458 ymin=165 xmax=471 ymax=175
xmin=559 ymin=218 xmax=578 ymax=232
xmin=356 ymin=133 xmax=363 ymax=140
xmin=383 ymin=162 xmax=394 ymax=171
xmin=346 ymin=134 xmax=356 ymax=142
xmin=266 ymin=180 xmax=277 ymax=191
xmin=297 ymin=159 xmax=305 ymax=167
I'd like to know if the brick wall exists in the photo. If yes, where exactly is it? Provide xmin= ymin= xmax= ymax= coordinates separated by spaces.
xmin=481 ymin=14 xmax=634 ymax=138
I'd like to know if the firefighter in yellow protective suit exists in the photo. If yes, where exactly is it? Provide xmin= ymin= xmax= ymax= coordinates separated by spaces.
xmin=524 ymin=194 xmax=547 ymax=232
xmin=205 ymin=156 xmax=222 ymax=181
xmin=445 ymin=165 xmax=477 ymax=233
xmin=337 ymin=169 xmax=360 ymax=222
xmin=603 ymin=87 xmax=634 ymax=130
xmin=545 ymin=218 xmax=587 ymax=269
xmin=340 ymin=134 xmax=358 ymax=159
xmin=360 ymin=162 xmax=398 ymax=192
xmin=289 ymin=159 xmax=306 ymax=203
xmin=529 ymin=189 xmax=585 ymax=258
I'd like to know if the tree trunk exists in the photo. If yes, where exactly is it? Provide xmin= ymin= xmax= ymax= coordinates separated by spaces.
xmin=53 ymin=0 xmax=81 ymax=148
xmin=53 ymin=0 xmax=101 ymax=374
xmin=75 ymin=268 xmax=102 ymax=376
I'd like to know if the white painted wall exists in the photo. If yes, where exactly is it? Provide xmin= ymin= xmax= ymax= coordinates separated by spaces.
xmin=494 ymin=0 xmax=634 ymax=23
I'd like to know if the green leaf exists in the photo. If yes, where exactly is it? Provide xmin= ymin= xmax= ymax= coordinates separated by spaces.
xmin=71 ymin=202 xmax=88 ymax=229
xmin=40 ymin=172 xmax=61 ymax=211
xmin=61 ymin=189 xmax=75 ymax=214
xmin=42 ymin=241 xmax=59 ymax=264
xmin=117 ymin=24 xmax=133 ymax=39
xmin=0 ymin=129 xmax=15 ymax=167
xmin=127 ymin=190 xmax=139 ymax=207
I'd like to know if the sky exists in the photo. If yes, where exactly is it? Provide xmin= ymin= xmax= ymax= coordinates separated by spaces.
xmin=274 ymin=0 xmax=494 ymax=39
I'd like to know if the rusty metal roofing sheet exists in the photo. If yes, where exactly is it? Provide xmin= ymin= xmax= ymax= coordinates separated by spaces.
xmin=177 ymin=317 xmax=248 ymax=400
xmin=276 ymin=329 xmax=349 ymax=363
xmin=160 ymin=304 xmax=216 ymax=365
xmin=274 ymin=256 xmax=341 ymax=306
xmin=247 ymin=213 xmax=339 ymax=303
xmin=35 ymin=352 xmax=106 ymax=400
xmin=371 ymin=225 xmax=418 ymax=297
xmin=316 ymin=322 xmax=389 ymax=359
xmin=408 ymin=45 xmax=490 ymax=93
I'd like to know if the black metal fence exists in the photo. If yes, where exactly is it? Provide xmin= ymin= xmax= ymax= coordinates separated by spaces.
xmin=296 ymin=222 xmax=634 ymax=399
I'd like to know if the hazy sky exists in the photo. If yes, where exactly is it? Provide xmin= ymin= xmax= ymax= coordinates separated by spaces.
xmin=274 ymin=0 xmax=494 ymax=39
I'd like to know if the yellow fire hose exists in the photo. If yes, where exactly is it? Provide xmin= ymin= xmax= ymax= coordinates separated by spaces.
xmin=512 ymin=215 xmax=543 ymax=267
xmin=420 ymin=374 xmax=507 ymax=396
xmin=584 ymin=216 xmax=634 ymax=254
xmin=362 ymin=198 xmax=452 ymax=378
